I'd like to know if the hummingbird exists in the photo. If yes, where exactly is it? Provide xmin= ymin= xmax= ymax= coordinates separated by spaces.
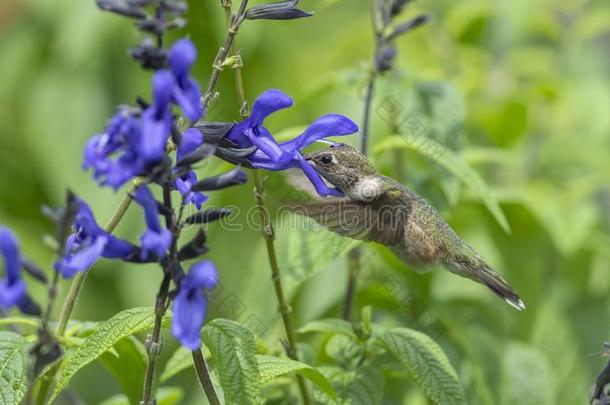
xmin=294 ymin=143 xmax=524 ymax=310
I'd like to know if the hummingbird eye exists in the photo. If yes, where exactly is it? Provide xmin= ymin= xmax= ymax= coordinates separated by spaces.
xmin=319 ymin=155 xmax=333 ymax=165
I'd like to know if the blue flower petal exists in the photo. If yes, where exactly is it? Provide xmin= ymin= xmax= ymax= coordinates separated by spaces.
xmin=173 ymin=77 xmax=203 ymax=122
xmin=169 ymin=39 xmax=197 ymax=78
xmin=185 ymin=261 xmax=218 ymax=290
xmin=249 ymin=89 xmax=293 ymax=127
xmin=134 ymin=186 xmax=164 ymax=233
xmin=297 ymin=158 xmax=343 ymax=197
xmin=281 ymin=114 xmax=359 ymax=152
xmin=140 ymin=229 xmax=172 ymax=260
xmin=177 ymin=128 xmax=203 ymax=162
xmin=172 ymin=288 xmax=206 ymax=350
xmin=55 ymin=236 xmax=108 ymax=279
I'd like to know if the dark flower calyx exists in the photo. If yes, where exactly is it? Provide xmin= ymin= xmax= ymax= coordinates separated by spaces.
xmin=245 ymin=0 xmax=313 ymax=21
xmin=177 ymin=230 xmax=208 ymax=261
xmin=183 ymin=208 xmax=233 ymax=225
xmin=386 ymin=14 xmax=430 ymax=41
xmin=96 ymin=0 xmax=147 ymax=19
xmin=191 ymin=167 xmax=248 ymax=192
xmin=130 ymin=41 xmax=167 ymax=70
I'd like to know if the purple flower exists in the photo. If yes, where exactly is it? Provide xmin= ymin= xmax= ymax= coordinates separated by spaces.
xmin=168 ymin=39 xmax=203 ymax=122
xmin=83 ymin=108 xmax=145 ymax=189
xmin=172 ymin=261 xmax=218 ymax=350
xmin=55 ymin=199 xmax=136 ymax=278
xmin=227 ymin=89 xmax=359 ymax=197
xmin=0 ymin=227 xmax=26 ymax=310
xmin=84 ymin=39 xmax=203 ymax=189
xmin=173 ymin=128 xmax=208 ymax=208
xmin=133 ymin=186 xmax=172 ymax=260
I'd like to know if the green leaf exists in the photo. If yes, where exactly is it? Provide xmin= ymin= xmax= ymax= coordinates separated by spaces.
xmin=500 ymin=343 xmax=555 ymax=405
xmin=98 ymin=387 xmax=184 ymax=405
xmin=50 ymin=307 xmax=169 ymax=403
xmin=314 ymin=365 xmax=384 ymax=405
xmin=380 ymin=328 xmax=466 ymax=405
xmin=202 ymin=319 xmax=262 ymax=405
xmin=256 ymin=355 xmax=336 ymax=399
xmin=160 ymin=346 xmax=212 ymax=382
xmin=160 ymin=346 xmax=192 ymax=383
xmin=298 ymin=319 xmax=354 ymax=337
xmin=374 ymin=137 xmax=510 ymax=233
xmin=98 ymin=336 xmax=147 ymax=405
xmin=0 ymin=332 xmax=30 ymax=405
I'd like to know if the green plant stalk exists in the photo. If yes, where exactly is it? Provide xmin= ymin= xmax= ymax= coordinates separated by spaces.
xmin=192 ymin=349 xmax=221 ymax=405
xmin=217 ymin=2 xmax=312 ymax=401
xmin=141 ymin=273 xmax=170 ymax=404
xmin=252 ymin=170 xmax=313 ymax=405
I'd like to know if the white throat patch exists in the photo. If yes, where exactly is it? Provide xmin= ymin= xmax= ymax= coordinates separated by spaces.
xmin=348 ymin=176 xmax=382 ymax=201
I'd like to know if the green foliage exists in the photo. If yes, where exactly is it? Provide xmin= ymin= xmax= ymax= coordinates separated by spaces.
xmin=160 ymin=346 xmax=194 ymax=383
xmin=98 ymin=387 xmax=183 ymax=405
xmin=0 ymin=0 xmax=609 ymax=403
xmin=500 ymin=343 xmax=555 ymax=405
xmin=298 ymin=318 xmax=354 ymax=337
xmin=314 ymin=365 xmax=385 ymax=405
xmin=201 ymin=319 xmax=263 ymax=405
xmin=0 ymin=332 xmax=30 ymax=405
xmin=381 ymin=328 xmax=467 ymax=405
xmin=257 ymin=355 xmax=336 ymax=398
xmin=98 ymin=336 xmax=148 ymax=405
xmin=50 ymin=307 xmax=167 ymax=403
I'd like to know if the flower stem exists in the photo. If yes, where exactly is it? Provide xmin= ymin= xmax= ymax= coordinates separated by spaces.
xmin=202 ymin=0 xmax=249 ymax=108
xmin=141 ymin=273 xmax=170 ymax=404
xmin=191 ymin=349 xmax=221 ymax=405
xmin=342 ymin=248 xmax=361 ymax=321
xmin=252 ymin=170 xmax=313 ymax=405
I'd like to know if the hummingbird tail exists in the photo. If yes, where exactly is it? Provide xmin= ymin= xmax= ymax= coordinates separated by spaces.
xmin=450 ymin=257 xmax=525 ymax=311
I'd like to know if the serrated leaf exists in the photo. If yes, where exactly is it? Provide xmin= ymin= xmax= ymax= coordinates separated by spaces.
xmin=202 ymin=319 xmax=262 ymax=405
xmin=256 ymin=355 xmax=336 ymax=399
xmin=380 ymin=328 xmax=466 ymax=405
xmin=374 ymin=137 xmax=510 ymax=233
xmin=298 ymin=319 xmax=354 ymax=337
xmin=0 ymin=332 xmax=30 ymax=405
xmin=50 ymin=307 xmax=169 ymax=403
xmin=98 ymin=387 xmax=184 ymax=405
xmin=98 ymin=336 xmax=147 ymax=405
xmin=500 ymin=343 xmax=555 ymax=405
xmin=314 ymin=365 xmax=384 ymax=405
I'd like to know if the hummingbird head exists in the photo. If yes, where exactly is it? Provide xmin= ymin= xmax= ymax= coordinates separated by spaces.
xmin=304 ymin=144 xmax=378 ymax=194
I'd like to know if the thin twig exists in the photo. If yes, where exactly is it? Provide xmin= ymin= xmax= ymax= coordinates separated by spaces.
xmin=202 ymin=0 xmax=249 ymax=108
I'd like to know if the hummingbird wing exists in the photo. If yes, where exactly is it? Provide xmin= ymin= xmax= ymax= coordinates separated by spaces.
xmin=288 ymin=195 xmax=409 ymax=246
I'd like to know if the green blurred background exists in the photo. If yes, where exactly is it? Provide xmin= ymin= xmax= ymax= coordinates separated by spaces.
xmin=1 ymin=0 xmax=609 ymax=403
